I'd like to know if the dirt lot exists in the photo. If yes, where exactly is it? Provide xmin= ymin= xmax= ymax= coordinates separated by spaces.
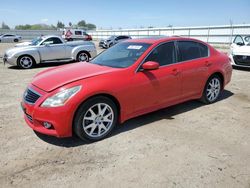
xmin=0 ymin=42 xmax=249 ymax=188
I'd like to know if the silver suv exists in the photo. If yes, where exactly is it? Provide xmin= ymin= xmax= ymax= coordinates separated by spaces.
xmin=99 ymin=35 xmax=131 ymax=48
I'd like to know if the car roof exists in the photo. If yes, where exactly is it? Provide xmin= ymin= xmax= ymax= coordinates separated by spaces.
xmin=126 ymin=36 xmax=205 ymax=44
xmin=41 ymin=35 xmax=61 ymax=39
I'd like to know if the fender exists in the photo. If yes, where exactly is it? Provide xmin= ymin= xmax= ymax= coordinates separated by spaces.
xmin=71 ymin=42 xmax=96 ymax=60
xmin=14 ymin=48 xmax=41 ymax=64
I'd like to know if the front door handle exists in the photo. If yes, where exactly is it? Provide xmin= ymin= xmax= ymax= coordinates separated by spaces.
xmin=172 ymin=68 xmax=180 ymax=76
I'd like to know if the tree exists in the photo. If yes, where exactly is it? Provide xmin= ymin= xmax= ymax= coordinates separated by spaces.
xmin=15 ymin=24 xmax=56 ymax=30
xmin=77 ymin=20 xmax=86 ymax=27
xmin=1 ymin=22 xmax=10 ymax=29
xmin=86 ymin=23 xmax=96 ymax=30
xmin=69 ymin=22 xmax=72 ymax=27
xmin=57 ymin=21 xmax=65 ymax=28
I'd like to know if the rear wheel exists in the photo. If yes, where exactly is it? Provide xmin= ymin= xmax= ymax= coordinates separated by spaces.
xmin=201 ymin=75 xmax=222 ymax=104
xmin=77 ymin=51 xmax=89 ymax=62
xmin=73 ymin=96 xmax=118 ymax=142
xmin=14 ymin=39 xmax=18 ymax=42
xmin=17 ymin=55 xmax=35 ymax=69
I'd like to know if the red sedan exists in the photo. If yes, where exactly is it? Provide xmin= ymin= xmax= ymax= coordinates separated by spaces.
xmin=21 ymin=37 xmax=232 ymax=141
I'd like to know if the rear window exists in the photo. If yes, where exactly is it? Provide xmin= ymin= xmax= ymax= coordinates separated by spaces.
xmin=177 ymin=41 xmax=208 ymax=62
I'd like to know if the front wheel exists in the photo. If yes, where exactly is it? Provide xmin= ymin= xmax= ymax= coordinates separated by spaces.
xmin=73 ymin=96 xmax=118 ymax=142
xmin=200 ymin=75 xmax=222 ymax=104
xmin=14 ymin=39 xmax=19 ymax=42
xmin=17 ymin=55 xmax=35 ymax=69
xmin=77 ymin=52 xmax=89 ymax=62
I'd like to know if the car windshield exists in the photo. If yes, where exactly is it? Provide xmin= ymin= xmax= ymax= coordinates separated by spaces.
xmin=91 ymin=42 xmax=151 ymax=68
xmin=31 ymin=37 xmax=43 ymax=45
xmin=107 ymin=36 xmax=116 ymax=40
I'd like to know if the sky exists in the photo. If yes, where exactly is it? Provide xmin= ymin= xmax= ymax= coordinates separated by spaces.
xmin=0 ymin=0 xmax=250 ymax=29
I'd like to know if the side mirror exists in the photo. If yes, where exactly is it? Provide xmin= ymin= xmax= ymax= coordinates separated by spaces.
xmin=142 ymin=61 xmax=159 ymax=70
xmin=44 ymin=43 xmax=50 ymax=47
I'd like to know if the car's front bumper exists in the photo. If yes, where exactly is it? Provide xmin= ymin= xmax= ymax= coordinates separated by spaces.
xmin=3 ymin=55 xmax=17 ymax=66
xmin=99 ymin=41 xmax=108 ymax=48
xmin=21 ymin=85 xmax=75 ymax=138
xmin=229 ymin=54 xmax=250 ymax=67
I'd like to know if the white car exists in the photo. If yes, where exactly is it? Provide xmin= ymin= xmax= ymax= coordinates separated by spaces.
xmin=0 ymin=34 xmax=22 ymax=43
xmin=62 ymin=29 xmax=92 ymax=41
xmin=3 ymin=35 xmax=97 ymax=69
xmin=230 ymin=35 xmax=250 ymax=67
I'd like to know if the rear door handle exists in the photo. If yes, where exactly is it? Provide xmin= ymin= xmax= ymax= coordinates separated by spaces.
xmin=205 ymin=61 xmax=212 ymax=67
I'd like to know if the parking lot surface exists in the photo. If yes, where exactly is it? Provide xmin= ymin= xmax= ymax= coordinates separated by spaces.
xmin=0 ymin=43 xmax=249 ymax=187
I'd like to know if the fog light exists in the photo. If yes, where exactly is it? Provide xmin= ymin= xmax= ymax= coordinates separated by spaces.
xmin=43 ymin=122 xmax=52 ymax=129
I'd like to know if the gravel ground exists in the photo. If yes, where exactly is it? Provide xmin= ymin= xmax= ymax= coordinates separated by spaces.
xmin=0 ymin=42 xmax=249 ymax=188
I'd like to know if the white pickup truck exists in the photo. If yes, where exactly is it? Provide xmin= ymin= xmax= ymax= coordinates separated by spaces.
xmin=3 ymin=35 xmax=97 ymax=69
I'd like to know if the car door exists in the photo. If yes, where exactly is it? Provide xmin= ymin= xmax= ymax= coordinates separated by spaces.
xmin=176 ymin=41 xmax=210 ymax=99
xmin=38 ymin=37 xmax=66 ymax=61
xmin=130 ymin=42 xmax=181 ymax=115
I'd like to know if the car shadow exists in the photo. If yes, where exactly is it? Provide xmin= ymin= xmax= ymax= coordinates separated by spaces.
xmin=35 ymin=90 xmax=234 ymax=147
xmin=233 ymin=66 xmax=250 ymax=71
xmin=8 ymin=61 xmax=77 ymax=70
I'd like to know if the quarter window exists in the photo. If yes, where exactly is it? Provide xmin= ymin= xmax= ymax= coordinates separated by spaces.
xmin=145 ymin=42 xmax=176 ymax=66
xmin=234 ymin=35 xmax=245 ymax=45
xmin=177 ymin=41 xmax=208 ymax=62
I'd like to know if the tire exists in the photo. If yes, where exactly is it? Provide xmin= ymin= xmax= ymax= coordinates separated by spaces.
xmin=200 ymin=75 xmax=222 ymax=104
xmin=77 ymin=51 xmax=89 ymax=62
xmin=73 ymin=96 xmax=118 ymax=142
xmin=14 ymin=39 xmax=18 ymax=42
xmin=17 ymin=55 xmax=35 ymax=69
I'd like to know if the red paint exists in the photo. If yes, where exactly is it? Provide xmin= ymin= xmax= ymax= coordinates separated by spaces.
xmin=22 ymin=37 xmax=232 ymax=138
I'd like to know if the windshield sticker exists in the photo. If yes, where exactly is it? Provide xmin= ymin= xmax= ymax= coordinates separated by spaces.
xmin=127 ymin=45 xmax=142 ymax=50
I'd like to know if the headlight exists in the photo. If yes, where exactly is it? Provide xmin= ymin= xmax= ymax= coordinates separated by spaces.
xmin=41 ymin=86 xmax=81 ymax=107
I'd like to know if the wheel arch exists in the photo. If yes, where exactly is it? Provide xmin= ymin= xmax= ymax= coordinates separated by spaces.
xmin=208 ymin=71 xmax=225 ymax=88
xmin=72 ymin=93 xmax=121 ymax=132
xmin=17 ymin=54 xmax=37 ymax=65
xmin=16 ymin=50 xmax=40 ymax=64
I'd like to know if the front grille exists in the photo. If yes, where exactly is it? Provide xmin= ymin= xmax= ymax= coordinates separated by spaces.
xmin=233 ymin=55 xmax=250 ymax=66
xmin=23 ymin=88 xmax=41 ymax=104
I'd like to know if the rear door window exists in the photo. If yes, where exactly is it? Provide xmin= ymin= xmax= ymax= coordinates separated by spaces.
xmin=177 ymin=41 xmax=208 ymax=62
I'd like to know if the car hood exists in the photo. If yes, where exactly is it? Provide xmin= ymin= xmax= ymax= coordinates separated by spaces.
xmin=32 ymin=63 xmax=119 ymax=92
xmin=15 ymin=41 xmax=32 ymax=47
xmin=232 ymin=45 xmax=250 ymax=55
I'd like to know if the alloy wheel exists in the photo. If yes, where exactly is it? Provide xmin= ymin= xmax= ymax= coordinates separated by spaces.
xmin=82 ymin=103 xmax=114 ymax=138
xmin=206 ymin=77 xmax=221 ymax=102
xmin=19 ymin=56 xmax=33 ymax=69
xmin=78 ymin=52 xmax=89 ymax=62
